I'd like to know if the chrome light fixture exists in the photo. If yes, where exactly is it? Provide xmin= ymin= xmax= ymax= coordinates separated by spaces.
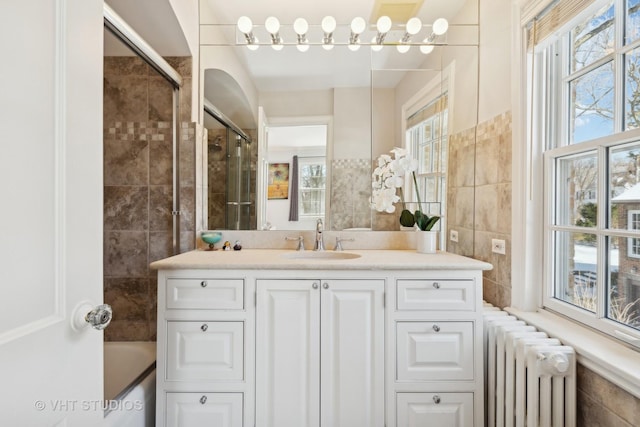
xmin=293 ymin=17 xmax=309 ymax=52
xmin=234 ymin=15 xmax=448 ymax=54
xmin=237 ymin=16 xmax=259 ymax=51
xmin=372 ymin=15 xmax=392 ymax=52
xmin=397 ymin=17 xmax=422 ymax=53
xmin=265 ymin=16 xmax=283 ymax=51
xmin=321 ymin=16 xmax=337 ymax=50
xmin=419 ymin=18 xmax=449 ymax=54
xmin=348 ymin=16 xmax=366 ymax=51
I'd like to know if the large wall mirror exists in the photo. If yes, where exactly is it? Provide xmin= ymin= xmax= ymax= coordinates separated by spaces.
xmin=198 ymin=0 xmax=479 ymax=246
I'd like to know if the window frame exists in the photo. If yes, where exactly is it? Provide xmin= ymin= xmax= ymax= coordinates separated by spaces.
xmin=538 ymin=0 xmax=640 ymax=347
xmin=296 ymin=156 xmax=327 ymax=218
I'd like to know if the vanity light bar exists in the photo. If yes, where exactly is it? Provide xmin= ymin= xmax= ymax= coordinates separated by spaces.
xmin=235 ymin=15 xmax=448 ymax=53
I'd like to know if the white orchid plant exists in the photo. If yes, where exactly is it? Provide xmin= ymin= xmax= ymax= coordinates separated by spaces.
xmin=371 ymin=147 xmax=440 ymax=231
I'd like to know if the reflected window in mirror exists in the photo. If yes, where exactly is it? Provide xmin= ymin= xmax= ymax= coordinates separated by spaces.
xmin=298 ymin=157 xmax=327 ymax=217
xmin=406 ymin=92 xmax=449 ymax=230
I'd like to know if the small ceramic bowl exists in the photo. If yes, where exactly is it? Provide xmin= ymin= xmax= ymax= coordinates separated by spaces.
xmin=201 ymin=231 xmax=222 ymax=250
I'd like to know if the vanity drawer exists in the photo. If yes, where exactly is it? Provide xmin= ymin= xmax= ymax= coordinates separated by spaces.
xmin=166 ymin=321 xmax=244 ymax=381
xmin=397 ymin=392 xmax=473 ymax=427
xmin=166 ymin=278 xmax=244 ymax=310
xmin=396 ymin=321 xmax=474 ymax=381
xmin=166 ymin=392 xmax=243 ymax=427
xmin=396 ymin=279 xmax=475 ymax=311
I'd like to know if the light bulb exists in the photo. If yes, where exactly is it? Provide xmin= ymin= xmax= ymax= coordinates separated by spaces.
xmin=432 ymin=18 xmax=449 ymax=36
xmin=321 ymin=16 xmax=337 ymax=33
xmin=297 ymin=44 xmax=310 ymax=52
xmin=420 ymin=43 xmax=434 ymax=54
xmin=376 ymin=16 xmax=392 ymax=33
xmin=406 ymin=17 xmax=422 ymax=35
xmin=271 ymin=43 xmax=284 ymax=51
xmin=371 ymin=36 xmax=383 ymax=52
xmin=397 ymin=44 xmax=411 ymax=53
xmin=351 ymin=17 xmax=366 ymax=34
xmin=322 ymin=43 xmax=334 ymax=51
xmin=237 ymin=16 xmax=253 ymax=34
xmin=265 ymin=16 xmax=280 ymax=34
xmin=348 ymin=43 xmax=361 ymax=51
xmin=293 ymin=18 xmax=309 ymax=35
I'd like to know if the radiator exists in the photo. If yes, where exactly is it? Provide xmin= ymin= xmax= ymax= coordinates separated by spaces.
xmin=483 ymin=303 xmax=577 ymax=427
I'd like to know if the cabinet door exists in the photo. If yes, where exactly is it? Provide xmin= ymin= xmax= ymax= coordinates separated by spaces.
xmin=256 ymin=279 xmax=320 ymax=427
xmin=166 ymin=393 xmax=243 ymax=427
xmin=321 ymin=280 xmax=385 ymax=427
xmin=397 ymin=393 xmax=473 ymax=427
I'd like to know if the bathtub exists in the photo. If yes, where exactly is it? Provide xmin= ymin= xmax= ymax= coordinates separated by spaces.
xmin=104 ymin=341 xmax=156 ymax=427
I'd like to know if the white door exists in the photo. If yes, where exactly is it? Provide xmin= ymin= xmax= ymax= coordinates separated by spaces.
xmin=0 ymin=0 xmax=105 ymax=425
xmin=256 ymin=279 xmax=320 ymax=427
xmin=320 ymin=280 xmax=385 ymax=427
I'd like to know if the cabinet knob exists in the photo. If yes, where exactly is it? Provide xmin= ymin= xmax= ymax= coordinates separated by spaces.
xmin=201 ymin=280 xmax=208 ymax=288
xmin=433 ymin=395 xmax=441 ymax=404
xmin=312 ymin=282 xmax=319 ymax=289
xmin=323 ymin=283 xmax=329 ymax=289
xmin=432 ymin=324 xmax=440 ymax=332
xmin=201 ymin=324 xmax=208 ymax=332
xmin=433 ymin=282 xmax=440 ymax=289
xmin=200 ymin=395 xmax=207 ymax=404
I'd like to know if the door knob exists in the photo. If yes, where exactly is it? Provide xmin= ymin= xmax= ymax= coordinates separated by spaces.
xmin=71 ymin=301 xmax=113 ymax=332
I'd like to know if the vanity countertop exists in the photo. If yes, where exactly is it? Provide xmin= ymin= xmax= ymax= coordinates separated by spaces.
xmin=150 ymin=249 xmax=493 ymax=271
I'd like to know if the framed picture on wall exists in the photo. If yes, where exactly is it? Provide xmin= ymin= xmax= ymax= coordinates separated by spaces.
xmin=268 ymin=163 xmax=289 ymax=199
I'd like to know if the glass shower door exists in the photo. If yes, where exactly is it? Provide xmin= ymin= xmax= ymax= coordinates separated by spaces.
xmin=226 ymin=131 xmax=252 ymax=229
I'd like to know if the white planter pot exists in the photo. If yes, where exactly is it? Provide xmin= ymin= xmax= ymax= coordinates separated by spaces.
xmin=416 ymin=230 xmax=438 ymax=254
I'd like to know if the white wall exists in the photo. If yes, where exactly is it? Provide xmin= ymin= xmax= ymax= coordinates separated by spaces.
xmin=478 ymin=0 xmax=512 ymax=121
xmin=259 ymin=89 xmax=333 ymax=118
xmin=333 ymin=87 xmax=371 ymax=159
xmin=169 ymin=0 xmax=199 ymax=121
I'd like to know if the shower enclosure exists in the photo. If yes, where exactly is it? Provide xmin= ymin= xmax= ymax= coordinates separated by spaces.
xmin=205 ymin=103 xmax=254 ymax=230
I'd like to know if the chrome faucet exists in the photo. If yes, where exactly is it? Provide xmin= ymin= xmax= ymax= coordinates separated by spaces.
xmin=314 ymin=218 xmax=325 ymax=251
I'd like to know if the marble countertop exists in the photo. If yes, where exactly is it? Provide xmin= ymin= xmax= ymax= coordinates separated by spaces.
xmin=150 ymin=249 xmax=493 ymax=271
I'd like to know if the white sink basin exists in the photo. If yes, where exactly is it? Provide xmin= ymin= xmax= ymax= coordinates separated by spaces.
xmin=282 ymin=251 xmax=361 ymax=260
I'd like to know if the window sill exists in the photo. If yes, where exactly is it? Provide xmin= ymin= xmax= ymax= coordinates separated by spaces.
xmin=504 ymin=307 xmax=640 ymax=398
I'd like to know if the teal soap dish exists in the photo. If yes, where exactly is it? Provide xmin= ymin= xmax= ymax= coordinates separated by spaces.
xmin=201 ymin=231 xmax=222 ymax=251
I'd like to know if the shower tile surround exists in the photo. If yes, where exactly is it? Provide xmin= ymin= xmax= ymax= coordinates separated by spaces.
xmin=103 ymin=56 xmax=195 ymax=341
xmin=330 ymin=158 xmax=373 ymax=230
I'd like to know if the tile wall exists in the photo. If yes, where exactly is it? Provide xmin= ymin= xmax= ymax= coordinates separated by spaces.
xmin=103 ymin=56 xmax=194 ymax=341
xmin=330 ymin=158 xmax=373 ymax=230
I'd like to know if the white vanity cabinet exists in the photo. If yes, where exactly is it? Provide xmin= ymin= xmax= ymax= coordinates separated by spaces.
xmin=255 ymin=279 xmax=384 ymax=427
xmin=155 ymin=273 xmax=255 ymax=427
xmin=152 ymin=249 xmax=490 ymax=427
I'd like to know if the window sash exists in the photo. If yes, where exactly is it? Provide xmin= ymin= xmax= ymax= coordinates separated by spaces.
xmin=540 ymin=0 xmax=640 ymax=345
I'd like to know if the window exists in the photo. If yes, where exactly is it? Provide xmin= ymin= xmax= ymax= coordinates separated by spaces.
xmin=298 ymin=157 xmax=326 ymax=217
xmin=536 ymin=0 xmax=640 ymax=340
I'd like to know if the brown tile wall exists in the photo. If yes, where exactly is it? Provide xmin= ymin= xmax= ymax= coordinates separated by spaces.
xmin=577 ymin=365 xmax=640 ymax=426
xmin=461 ymin=111 xmax=640 ymax=420
xmin=103 ymin=56 xmax=194 ymax=341
xmin=473 ymin=111 xmax=512 ymax=309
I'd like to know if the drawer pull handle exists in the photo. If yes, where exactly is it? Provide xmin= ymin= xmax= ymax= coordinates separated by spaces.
xmin=432 ymin=324 xmax=441 ymax=332
xmin=201 ymin=324 xmax=208 ymax=332
xmin=433 ymin=282 xmax=440 ymax=289
xmin=433 ymin=395 xmax=441 ymax=404
xmin=201 ymin=281 xmax=208 ymax=288
xmin=200 ymin=395 xmax=207 ymax=404
xmin=323 ymin=283 xmax=329 ymax=289
xmin=312 ymin=282 xmax=319 ymax=289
